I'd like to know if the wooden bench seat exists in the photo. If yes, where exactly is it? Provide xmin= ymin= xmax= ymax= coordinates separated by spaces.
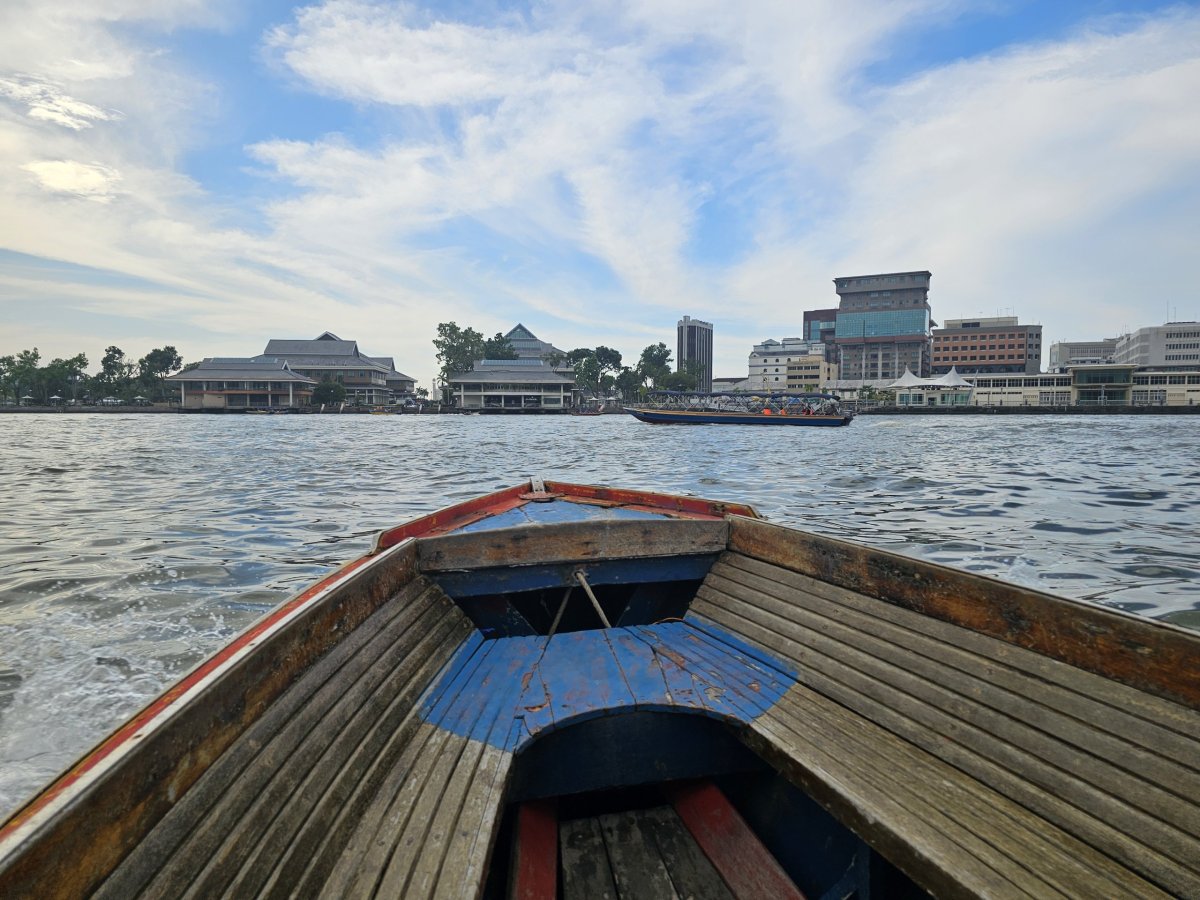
xmin=692 ymin=549 xmax=1200 ymax=899
xmin=95 ymin=575 xmax=483 ymax=899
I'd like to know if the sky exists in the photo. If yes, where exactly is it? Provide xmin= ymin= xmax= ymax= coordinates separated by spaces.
xmin=1 ymin=1 xmax=1198 ymax=387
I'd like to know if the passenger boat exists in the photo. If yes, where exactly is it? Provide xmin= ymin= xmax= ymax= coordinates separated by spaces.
xmin=626 ymin=391 xmax=853 ymax=426
xmin=1 ymin=480 xmax=1197 ymax=899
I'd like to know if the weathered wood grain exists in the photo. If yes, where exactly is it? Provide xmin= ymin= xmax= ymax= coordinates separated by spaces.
xmin=418 ymin=519 xmax=729 ymax=572
xmin=0 ymin=541 xmax=421 ymax=900
xmin=598 ymin=810 xmax=679 ymax=899
xmin=666 ymin=782 xmax=803 ymax=900
xmin=637 ymin=806 xmax=733 ymax=900
xmin=560 ymin=817 xmax=618 ymax=900
xmin=727 ymin=514 xmax=1200 ymax=709
xmin=509 ymin=800 xmax=557 ymax=900
xmin=693 ymin=555 xmax=1200 ymax=898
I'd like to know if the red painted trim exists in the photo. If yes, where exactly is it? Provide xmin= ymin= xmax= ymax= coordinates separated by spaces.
xmin=510 ymin=799 xmax=558 ymax=900
xmin=375 ymin=481 xmax=758 ymax=551
xmin=0 ymin=554 xmax=375 ymax=841
xmin=375 ymin=484 xmax=532 ymax=549
xmin=668 ymin=781 xmax=805 ymax=900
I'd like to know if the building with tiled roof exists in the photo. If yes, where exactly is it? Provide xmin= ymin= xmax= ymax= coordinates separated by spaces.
xmin=503 ymin=324 xmax=568 ymax=360
xmin=165 ymin=358 xmax=317 ymax=410
xmin=446 ymin=358 xmax=577 ymax=412
xmin=257 ymin=332 xmax=412 ymax=405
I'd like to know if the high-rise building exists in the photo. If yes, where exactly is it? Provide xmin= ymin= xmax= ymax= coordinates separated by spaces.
xmin=932 ymin=317 xmax=1042 ymax=374
xmin=833 ymin=271 xmax=933 ymax=380
xmin=677 ymin=316 xmax=713 ymax=392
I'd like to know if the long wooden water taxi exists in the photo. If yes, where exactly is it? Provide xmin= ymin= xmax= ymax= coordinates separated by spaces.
xmin=1 ymin=479 xmax=1197 ymax=898
xmin=626 ymin=391 xmax=853 ymax=426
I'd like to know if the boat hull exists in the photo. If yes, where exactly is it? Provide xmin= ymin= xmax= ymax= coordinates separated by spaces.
xmin=2 ymin=480 xmax=1198 ymax=900
xmin=625 ymin=407 xmax=852 ymax=426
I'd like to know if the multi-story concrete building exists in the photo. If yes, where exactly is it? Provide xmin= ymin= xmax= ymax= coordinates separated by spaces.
xmin=833 ymin=271 xmax=933 ymax=380
xmin=677 ymin=316 xmax=713 ymax=392
xmin=1048 ymin=338 xmax=1117 ymax=370
xmin=932 ymin=317 xmax=1042 ymax=374
xmin=1114 ymin=323 xmax=1200 ymax=368
xmin=746 ymin=338 xmax=834 ymax=391
xmin=964 ymin=366 xmax=1200 ymax=406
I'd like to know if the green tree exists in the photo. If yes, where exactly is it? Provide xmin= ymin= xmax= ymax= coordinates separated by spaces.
xmin=541 ymin=351 xmax=566 ymax=368
xmin=312 ymin=379 xmax=347 ymax=406
xmin=40 ymin=354 xmax=89 ymax=403
xmin=636 ymin=342 xmax=673 ymax=388
xmin=138 ymin=346 xmax=183 ymax=400
xmin=573 ymin=355 xmax=602 ymax=394
xmin=614 ymin=366 xmax=642 ymax=401
xmin=9 ymin=349 xmax=41 ymax=403
xmin=594 ymin=346 xmax=622 ymax=377
xmin=659 ymin=370 xmax=698 ymax=392
xmin=482 ymin=333 xmax=518 ymax=360
xmin=0 ymin=355 xmax=14 ymax=403
xmin=99 ymin=346 xmax=134 ymax=397
xmin=433 ymin=322 xmax=486 ymax=386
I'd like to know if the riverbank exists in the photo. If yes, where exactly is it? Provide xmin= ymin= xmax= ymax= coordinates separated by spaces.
xmin=862 ymin=405 xmax=1200 ymax=415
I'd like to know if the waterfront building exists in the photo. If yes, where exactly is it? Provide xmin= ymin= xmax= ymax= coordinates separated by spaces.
xmin=447 ymin=358 xmax=577 ymax=411
xmin=165 ymin=359 xmax=316 ymax=410
xmin=886 ymin=368 xmax=974 ymax=408
xmin=833 ymin=271 xmax=933 ymax=380
xmin=964 ymin=366 xmax=1200 ymax=407
xmin=802 ymin=308 xmax=840 ymax=363
xmin=932 ymin=317 xmax=1042 ymax=375
xmin=503 ymin=323 xmax=568 ymax=360
xmin=258 ymin=332 xmax=413 ymax=405
xmin=1114 ymin=322 xmax=1200 ymax=368
xmin=747 ymin=338 xmax=834 ymax=391
xmin=1048 ymin=338 xmax=1117 ymax=370
xmin=677 ymin=316 xmax=713 ymax=393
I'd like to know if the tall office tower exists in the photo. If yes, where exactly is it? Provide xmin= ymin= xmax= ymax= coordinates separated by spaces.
xmin=677 ymin=316 xmax=714 ymax=392
xmin=833 ymin=271 xmax=933 ymax=380
xmin=933 ymin=317 xmax=1043 ymax=374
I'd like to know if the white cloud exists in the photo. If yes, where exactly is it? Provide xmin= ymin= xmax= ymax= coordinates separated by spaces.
xmin=1 ymin=1 xmax=1199 ymax=386
xmin=22 ymin=160 xmax=122 ymax=200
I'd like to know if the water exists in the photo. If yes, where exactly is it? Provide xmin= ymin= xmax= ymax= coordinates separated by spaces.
xmin=0 ymin=413 xmax=1198 ymax=818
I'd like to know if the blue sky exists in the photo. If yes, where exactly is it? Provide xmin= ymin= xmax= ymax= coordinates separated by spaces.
xmin=2 ymin=1 xmax=1198 ymax=386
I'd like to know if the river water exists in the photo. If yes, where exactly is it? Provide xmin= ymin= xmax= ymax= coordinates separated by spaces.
xmin=1 ymin=412 xmax=1198 ymax=818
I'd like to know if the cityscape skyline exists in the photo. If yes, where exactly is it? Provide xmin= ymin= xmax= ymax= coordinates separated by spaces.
xmin=2 ymin=2 xmax=1199 ymax=388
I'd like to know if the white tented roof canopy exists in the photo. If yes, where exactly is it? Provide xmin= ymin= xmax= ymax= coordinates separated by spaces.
xmin=933 ymin=366 xmax=973 ymax=387
xmin=887 ymin=367 xmax=929 ymax=388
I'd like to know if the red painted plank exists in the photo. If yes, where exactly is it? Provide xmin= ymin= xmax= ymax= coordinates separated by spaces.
xmin=668 ymin=781 xmax=806 ymax=900
xmin=510 ymin=799 xmax=558 ymax=900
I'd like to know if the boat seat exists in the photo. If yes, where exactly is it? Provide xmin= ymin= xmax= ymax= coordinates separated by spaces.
xmin=692 ymin=549 xmax=1200 ymax=899
xmin=94 ymin=575 xmax=489 ymax=900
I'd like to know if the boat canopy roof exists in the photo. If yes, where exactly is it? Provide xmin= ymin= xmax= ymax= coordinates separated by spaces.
xmin=648 ymin=390 xmax=840 ymax=400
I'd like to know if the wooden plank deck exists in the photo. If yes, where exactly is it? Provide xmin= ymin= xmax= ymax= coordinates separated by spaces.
xmin=691 ymin=544 xmax=1200 ymax=899
xmin=561 ymin=806 xmax=737 ymax=900
xmin=94 ymin=575 xmax=486 ymax=899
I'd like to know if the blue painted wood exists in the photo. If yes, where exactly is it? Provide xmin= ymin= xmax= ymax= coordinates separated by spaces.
xmin=434 ymin=556 xmax=716 ymax=600
xmin=456 ymin=595 xmax=538 ymax=639
xmin=420 ymin=621 xmax=796 ymax=752
xmin=454 ymin=500 xmax=664 ymax=534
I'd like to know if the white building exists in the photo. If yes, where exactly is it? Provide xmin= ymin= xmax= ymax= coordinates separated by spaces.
xmin=747 ymin=338 xmax=837 ymax=391
xmin=1114 ymin=322 xmax=1200 ymax=368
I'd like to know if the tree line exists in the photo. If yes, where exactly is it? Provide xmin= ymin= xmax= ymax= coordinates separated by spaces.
xmin=0 ymin=345 xmax=184 ymax=405
xmin=433 ymin=322 xmax=703 ymax=400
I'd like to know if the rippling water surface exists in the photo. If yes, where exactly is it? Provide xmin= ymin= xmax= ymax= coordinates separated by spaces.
xmin=1 ymin=412 xmax=1198 ymax=817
